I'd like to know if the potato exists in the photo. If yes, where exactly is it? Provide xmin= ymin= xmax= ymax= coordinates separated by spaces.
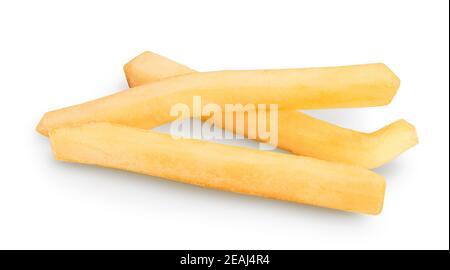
xmin=37 ymin=59 xmax=400 ymax=137
xmin=49 ymin=123 xmax=386 ymax=214
xmin=123 ymin=52 xmax=417 ymax=168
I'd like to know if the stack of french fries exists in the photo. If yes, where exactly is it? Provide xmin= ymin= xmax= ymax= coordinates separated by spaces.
xmin=37 ymin=51 xmax=418 ymax=215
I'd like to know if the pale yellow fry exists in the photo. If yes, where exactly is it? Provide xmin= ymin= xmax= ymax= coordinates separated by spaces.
xmin=37 ymin=56 xmax=400 ymax=137
xmin=50 ymin=122 xmax=386 ymax=215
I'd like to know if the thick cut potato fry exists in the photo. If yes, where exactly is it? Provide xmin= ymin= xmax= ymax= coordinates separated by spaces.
xmin=125 ymin=52 xmax=193 ymax=87
xmin=37 ymin=58 xmax=400 ymax=136
xmin=124 ymin=52 xmax=417 ymax=168
xmin=49 ymin=123 xmax=386 ymax=214
xmin=222 ymin=114 xmax=418 ymax=169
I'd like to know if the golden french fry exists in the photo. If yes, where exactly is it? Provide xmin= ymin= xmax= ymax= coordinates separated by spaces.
xmin=37 ymin=57 xmax=400 ymax=137
xmin=49 ymin=122 xmax=386 ymax=215
xmin=125 ymin=52 xmax=193 ymax=87
xmin=123 ymin=52 xmax=417 ymax=168
xmin=224 ymin=114 xmax=418 ymax=169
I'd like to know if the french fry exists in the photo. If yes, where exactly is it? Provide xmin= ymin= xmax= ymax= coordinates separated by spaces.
xmin=125 ymin=51 xmax=193 ymax=87
xmin=124 ymin=52 xmax=417 ymax=168
xmin=223 ymin=114 xmax=418 ymax=169
xmin=49 ymin=122 xmax=386 ymax=215
xmin=37 ymin=58 xmax=400 ymax=137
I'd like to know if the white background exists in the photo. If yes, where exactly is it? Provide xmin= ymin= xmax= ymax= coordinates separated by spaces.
xmin=0 ymin=0 xmax=448 ymax=249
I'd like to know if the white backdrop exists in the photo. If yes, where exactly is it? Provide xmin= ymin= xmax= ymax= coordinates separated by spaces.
xmin=0 ymin=0 xmax=448 ymax=249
